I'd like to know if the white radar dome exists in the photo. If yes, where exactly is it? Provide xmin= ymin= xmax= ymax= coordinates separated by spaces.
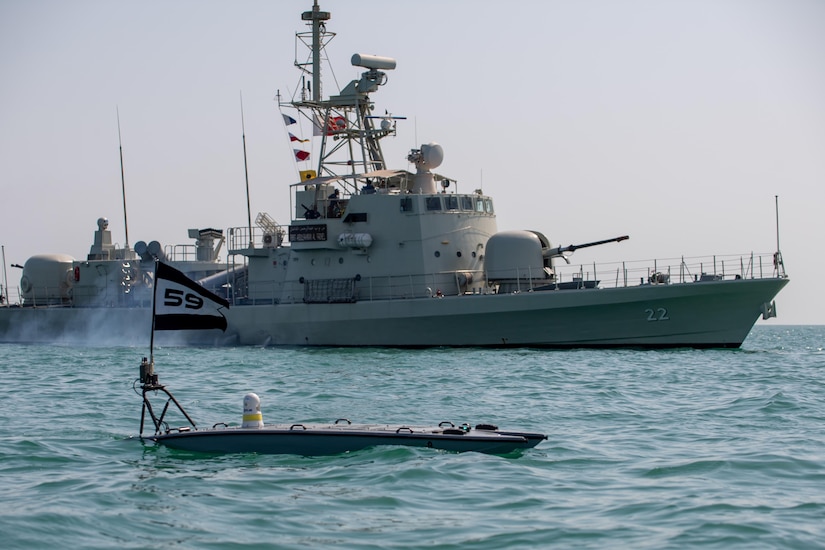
xmin=419 ymin=143 xmax=444 ymax=171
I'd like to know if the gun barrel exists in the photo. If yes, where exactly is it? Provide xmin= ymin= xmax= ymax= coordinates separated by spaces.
xmin=546 ymin=235 xmax=629 ymax=257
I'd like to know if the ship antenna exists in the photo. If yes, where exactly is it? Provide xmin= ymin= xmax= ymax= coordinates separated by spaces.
xmin=774 ymin=195 xmax=781 ymax=253
xmin=305 ymin=0 xmax=330 ymax=103
xmin=116 ymin=107 xmax=130 ymax=251
xmin=1 ymin=245 xmax=8 ymax=306
xmin=240 ymin=92 xmax=253 ymax=248
xmin=773 ymin=195 xmax=785 ymax=277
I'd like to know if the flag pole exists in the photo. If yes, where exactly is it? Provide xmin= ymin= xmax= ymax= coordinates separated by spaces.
xmin=149 ymin=259 xmax=159 ymax=365
xmin=139 ymin=260 xmax=159 ymax=406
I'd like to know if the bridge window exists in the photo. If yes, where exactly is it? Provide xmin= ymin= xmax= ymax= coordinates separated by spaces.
xmin=426 ymin=197 xmax=442 ymax=211
xmin=445 ymin=196 xmax=459 ymax=211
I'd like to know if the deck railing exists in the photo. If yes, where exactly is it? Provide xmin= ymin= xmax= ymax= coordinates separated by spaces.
xmin=551 ymin=252 xmax=783 ymax=290
xmin=233 ymin=252 xmax=784 ymax=305
xmin=2 ymin=252 xmax=784 ymax=308
xmin=0 ymin=285 xmax=21 ymax=307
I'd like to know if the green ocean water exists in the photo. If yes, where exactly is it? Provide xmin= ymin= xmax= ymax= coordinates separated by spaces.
xmin=1 ymin=325 xmax=823 ymax=549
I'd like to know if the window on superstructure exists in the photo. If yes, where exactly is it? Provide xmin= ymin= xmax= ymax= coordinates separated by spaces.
xmin=485 ymin=199 xmax=494 ymax=214
xmin=400 ymin=197 xmax=414 ymax=212
xmin=445 ymin=196 xmax=459 ymax=211
xmin=475 ymin=197 xmax=485 ymax=213
xmin=426 ymin=197 xmax=442 ymax=211
xmin=461 ymin=196 xmax=474 ymax=211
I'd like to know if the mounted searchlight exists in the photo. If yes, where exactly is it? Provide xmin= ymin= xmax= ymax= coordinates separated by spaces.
xmin=351 ymin=54 xmax=396 ymax=71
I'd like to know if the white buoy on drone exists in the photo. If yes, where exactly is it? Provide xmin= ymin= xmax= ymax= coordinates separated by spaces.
xmin=242 ymin=393 xmax=264 ymax=428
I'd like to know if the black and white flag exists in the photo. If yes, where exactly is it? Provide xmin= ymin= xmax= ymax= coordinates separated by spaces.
xmin=153 ymin=262 xmax=229 ymax=331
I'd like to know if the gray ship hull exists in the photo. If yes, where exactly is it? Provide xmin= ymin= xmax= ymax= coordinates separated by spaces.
xmin=0 ymin=273 xmax=787 ymax=348
xmin=226 ymin=277 xmax=788 ymax=348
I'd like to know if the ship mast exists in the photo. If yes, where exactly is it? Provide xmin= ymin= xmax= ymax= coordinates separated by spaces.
xmin=285 ymin=1 xmax=399 ymax=186
xmin=302 ymin=0 xmax=329 ymax=103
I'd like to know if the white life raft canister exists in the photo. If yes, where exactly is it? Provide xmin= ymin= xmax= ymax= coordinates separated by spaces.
xmin=242 ymin=393 xmax=264 ymax=428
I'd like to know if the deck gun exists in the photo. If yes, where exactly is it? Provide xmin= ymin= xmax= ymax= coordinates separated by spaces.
xmin=545 ymin=235 xmax=629 ymax=263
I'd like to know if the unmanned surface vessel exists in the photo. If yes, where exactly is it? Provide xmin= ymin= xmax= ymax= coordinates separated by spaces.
xmin=137 ymin=358 xmax=546 ymax=456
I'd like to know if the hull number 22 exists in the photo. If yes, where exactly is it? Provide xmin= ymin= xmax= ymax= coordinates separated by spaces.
xmin=645 ymin=307 xmax=670 ymax=322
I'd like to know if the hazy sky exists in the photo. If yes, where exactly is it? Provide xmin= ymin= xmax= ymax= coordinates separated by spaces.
xmin=1 ymin=0 xmax=823 ymax=323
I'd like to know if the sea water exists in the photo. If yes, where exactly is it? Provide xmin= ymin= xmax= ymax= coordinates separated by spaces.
xmin=0 ymin=326 xmax=823 ymax=549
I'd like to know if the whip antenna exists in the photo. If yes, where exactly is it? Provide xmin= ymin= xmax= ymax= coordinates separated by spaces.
xmin=241 ymin=92 xmax=253 ymax=248
xmin=774 ymin=195 xmax=781 ymax=253
xmin=773 ymin=195 xmax=785 ymax=277
xmin=117 ymin=107 xmax=130 ymax=250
